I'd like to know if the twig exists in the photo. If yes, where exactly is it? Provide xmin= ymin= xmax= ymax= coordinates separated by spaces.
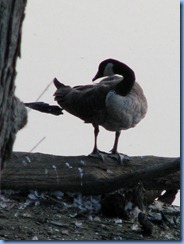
xmin=29 ymin=137 xmax=46 ymax=153
xmin=28 ymin=80 xmax=53 ymax=113
xmin=35 ymin=80 xmax=53 ymax=102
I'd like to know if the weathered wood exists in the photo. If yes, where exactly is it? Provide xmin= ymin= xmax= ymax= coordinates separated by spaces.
xmin=1 ymin=152 xmax=180 ymax=194
xmin=0 ymin=0 xmax=27 ymax=170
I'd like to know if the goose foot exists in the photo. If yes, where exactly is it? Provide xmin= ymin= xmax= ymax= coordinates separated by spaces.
xmin=89 ymin=149 xmax=109 ymax=161
xmin=109 ymin=152 xmax=131 ymax=164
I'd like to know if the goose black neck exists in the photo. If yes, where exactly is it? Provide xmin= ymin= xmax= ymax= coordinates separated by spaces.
xmin=115 ymin=70 xmax=135 ymax=96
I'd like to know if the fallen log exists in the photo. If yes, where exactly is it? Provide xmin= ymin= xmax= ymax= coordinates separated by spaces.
xmin=1 ymin=152 xmax=180 ymax=195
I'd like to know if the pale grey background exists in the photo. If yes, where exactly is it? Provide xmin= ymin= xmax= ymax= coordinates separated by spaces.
xmin=14 ymin=0 xmax=180 ymax=204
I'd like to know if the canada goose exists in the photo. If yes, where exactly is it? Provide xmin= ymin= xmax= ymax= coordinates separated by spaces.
xmin=53 ymin=58 xmax=148 ymax=162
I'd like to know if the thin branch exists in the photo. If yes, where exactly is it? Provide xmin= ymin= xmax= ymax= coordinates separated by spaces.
xmin=29 ymin=137 xmax=46 ymax=153
xmin=35 ymin=80 xmax=53 ymax=103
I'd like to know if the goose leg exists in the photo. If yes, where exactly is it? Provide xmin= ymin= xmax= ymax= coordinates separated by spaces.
xmin=89 ymin=125 xmax=108 ymax=160
xmin=111 ymin=131 xmax=121 ymax=154
xmin=92 ymin=125 xmax=100 ymax=154
xmin=109 ymin=131 xmax=130 ymax=164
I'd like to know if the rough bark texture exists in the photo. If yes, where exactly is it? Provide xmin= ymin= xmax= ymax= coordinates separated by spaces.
xmin=0 ymin=0 xmax=27 ymax=170
xmin=1 ymin=152 xmax=180 ymax=194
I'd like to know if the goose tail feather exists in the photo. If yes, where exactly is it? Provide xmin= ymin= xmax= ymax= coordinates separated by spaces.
xmin=53 ymin=78 xmax=66 ymax=88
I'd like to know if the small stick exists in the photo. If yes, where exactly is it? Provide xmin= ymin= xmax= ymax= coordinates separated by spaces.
xmin=29 ymin=137 xmax=46 ymax=153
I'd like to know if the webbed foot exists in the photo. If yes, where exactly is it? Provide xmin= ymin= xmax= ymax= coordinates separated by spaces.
xmin=89 ymin=149 xmax=109 ymax=161
xmin=109 ymin=152 xmax=131 ymax=164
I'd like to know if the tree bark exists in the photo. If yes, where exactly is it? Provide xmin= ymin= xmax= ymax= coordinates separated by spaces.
xmin=0 ymin=0 xmax=27 ymax=170
xmin=1 ymin=152 xmax=180 ymax=195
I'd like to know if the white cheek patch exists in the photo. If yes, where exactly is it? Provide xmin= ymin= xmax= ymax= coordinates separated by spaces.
xmin=103 ymin=62 xmax=114 ymax=76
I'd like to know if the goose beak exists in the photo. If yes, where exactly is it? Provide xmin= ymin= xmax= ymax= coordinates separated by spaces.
xmin=92 ymin=71 xmax=100 ymax=82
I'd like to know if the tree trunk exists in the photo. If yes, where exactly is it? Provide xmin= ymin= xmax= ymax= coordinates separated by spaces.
xmin=0 ymin=0 xmax=27 ymax=170
xmin=1 ymin=152 xmax=180 ymax=195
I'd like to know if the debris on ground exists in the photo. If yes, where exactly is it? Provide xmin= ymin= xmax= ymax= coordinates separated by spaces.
xmin=0 ymin=190 xmax=180 ymax=240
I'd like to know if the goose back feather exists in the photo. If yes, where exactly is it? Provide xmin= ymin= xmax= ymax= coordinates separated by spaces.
xmin=54 ymin=79 xmax=109 ymax=125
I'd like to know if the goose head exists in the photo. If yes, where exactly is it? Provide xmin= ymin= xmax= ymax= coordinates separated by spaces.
xmin=92 ymin=58 xmax=135 ymax=82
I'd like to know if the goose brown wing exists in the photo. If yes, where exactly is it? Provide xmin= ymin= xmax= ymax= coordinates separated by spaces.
xmin=54 ymin=83 xmax=112 ymax=124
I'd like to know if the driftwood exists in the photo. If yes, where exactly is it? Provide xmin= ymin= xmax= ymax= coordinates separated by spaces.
xmin=1 ymin=152 xmax=180 ymax=195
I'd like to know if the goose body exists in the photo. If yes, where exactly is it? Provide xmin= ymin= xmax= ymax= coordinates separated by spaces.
xmin=54 ymin=79 xmax=146 ymax=131
xmin=54 ymin=59 xmax=147 ymax=161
